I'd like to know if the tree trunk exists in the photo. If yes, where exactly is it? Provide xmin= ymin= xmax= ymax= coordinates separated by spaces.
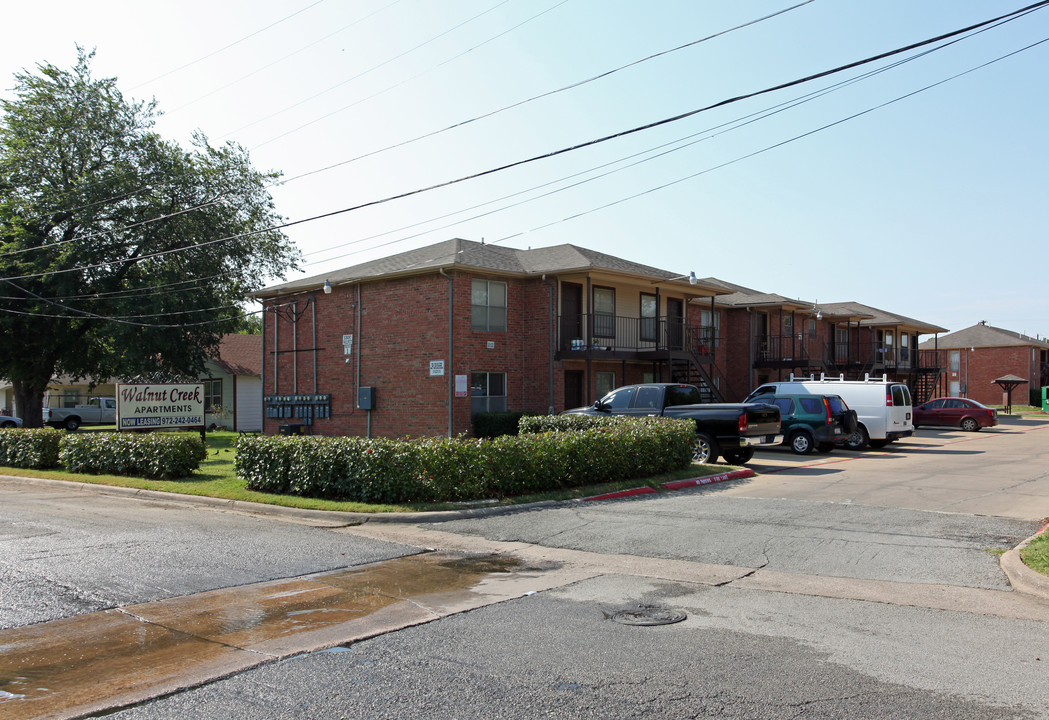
xmin=13 ymin=379 xmax=48 ymax=429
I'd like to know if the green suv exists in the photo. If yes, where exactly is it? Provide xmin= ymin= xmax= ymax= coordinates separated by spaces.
xmin=766 ymin=394 xmax=857 ymax=455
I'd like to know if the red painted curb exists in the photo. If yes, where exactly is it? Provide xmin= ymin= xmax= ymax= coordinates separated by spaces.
xmin=583 ymin=486 xmax=658 ymax=501
xmin=662 ymin=468 xmax=755 ymax=490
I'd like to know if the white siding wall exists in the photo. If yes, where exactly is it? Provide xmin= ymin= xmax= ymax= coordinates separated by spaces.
xmin=235 ymin=376 xmax=262 ymax=432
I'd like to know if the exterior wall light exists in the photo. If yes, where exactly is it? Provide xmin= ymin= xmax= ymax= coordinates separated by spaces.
xmin=323 ymin=279 xmax=332 ymax=294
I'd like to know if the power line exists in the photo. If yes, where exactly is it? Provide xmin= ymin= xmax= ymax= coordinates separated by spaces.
xmin=167 ymin=0 xmax=407 ymax=114
xmin=275 ymin=0 xmax=816 ymax=182
xmin=129 ymin=0 xmax=330 ymax=90
xmin=0 ymin=1 xmax=812 ymax=262
xmin=3 ymin=1 xmax=1045 ymax=287
xmin=493 ymin=35 xmax=1049 ymax=245
xmin=249 ymin=0 xmax=572 ymax=150
xmin=220 ymin=0 xmax=517 ymax=139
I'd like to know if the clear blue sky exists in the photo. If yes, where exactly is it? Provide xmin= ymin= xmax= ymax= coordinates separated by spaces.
xmin=2 ymin=1 xmax=1046 ymax=337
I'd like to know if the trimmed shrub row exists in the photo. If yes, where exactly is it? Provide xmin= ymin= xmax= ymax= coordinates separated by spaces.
xmin=472 ymin=411 xmax=535 ymax=438
xmin=0 ymin=429 xmax=207 ymax=479
xmin=0 ymin=428 xmax=62 ymax=469
xmin=236 ymin=416 xmax=695 ymax=504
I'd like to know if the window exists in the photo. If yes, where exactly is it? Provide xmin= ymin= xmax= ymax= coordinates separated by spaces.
xmin=666 ymin=385 xmax=703 ymax=406
xmin=593 ymin=287 xmax=615 ymax=338
xmin=601 ymin=385 xmax=635 ymax=409
xmin=634 ymin=386 xmax=661 ymax=409
xmin=891 ymin=384 xmax=910 ymax=406
xmin=471 ymin=372 xmax=506 ymax=415
xmin=472 ymin=279 xmax=507 ymax=332
xmin=773 ymin=398 xmax=795 ymax=415
xmin=204 ymin=378 xmax=222 ymax=412
xmin=640 ymin=294 xmax=657 ymax=342
xmin=596 ymin=371 xmax=616 ymax=399
xmin=949 ymin=350 xmax=961 ymax=372
xmin=700 ymin=309 xmax=720 ymax=348
xmin=799 ymin=397 xmax=823 ymax=414
xmin=806 ymin=318 xmax=816 ymax=338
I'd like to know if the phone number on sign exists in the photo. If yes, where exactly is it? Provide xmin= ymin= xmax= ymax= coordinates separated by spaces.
xmin=120 ymin=416 xmax=204 ymax=428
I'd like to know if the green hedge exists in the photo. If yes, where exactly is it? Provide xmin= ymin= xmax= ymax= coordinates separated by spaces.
xmin=472 ymin=411 xmax=534 ymax=438
xmin=58 ymin=433 xmax=207 ymax=479
xmin=0 ymin=428 xmax=62 ymax=469
xmin=236 ymin=416 xmax=695 ymax=503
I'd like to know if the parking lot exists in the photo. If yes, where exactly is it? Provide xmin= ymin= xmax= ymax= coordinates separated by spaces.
xmin=721 ymin=414 xmax=1049 ymax=521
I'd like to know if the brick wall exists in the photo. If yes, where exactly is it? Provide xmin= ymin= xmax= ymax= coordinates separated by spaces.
xmin=947 ymin=345 xmax=1038 ymax=406
xmin=263 ymin=271 xmax=558 ymax=438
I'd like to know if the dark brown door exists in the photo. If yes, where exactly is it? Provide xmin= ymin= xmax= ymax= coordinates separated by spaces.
xmin=564 ymin=370 xmax=584 ymax=410
xmin=666 ymin=297 xmax=684 ymax=350
xmin=561 ymin=282 xmax=582 ymax=351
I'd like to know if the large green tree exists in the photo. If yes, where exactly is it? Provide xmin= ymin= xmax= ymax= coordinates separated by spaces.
xmin=0 ymin=49 xmax=300 ymax=426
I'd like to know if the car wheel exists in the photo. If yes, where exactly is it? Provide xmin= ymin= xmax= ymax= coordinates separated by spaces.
xmin=816 ymin=442 xmax=834 ymax=453
xmin=693 ymin=433 xmax=720 ymax=464
xmin=722 ymin=448 xmax=754 ymax=465
xmin=64 ymin=417 xmax=80 ymax=431
xmin=0 ymin=420 xmax=15 ymax=429
xmin=788 ymin=430 xmax=814 ymax=455
xmin=843 ymin=425 xmax=869 ymax=451
xmin=960 ymin=417 xmax=980 ymax=432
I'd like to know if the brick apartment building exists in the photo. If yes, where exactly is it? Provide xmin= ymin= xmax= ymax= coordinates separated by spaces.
xmin=918 ymin=322 xmax=1049 ymax=406
xmin=255 ymin=238 xmax=952 ymax=438
xmin=686 ymin=282 xmax=947 ymax=402
xmin=255 ymin=239 xmax=729 ymax=438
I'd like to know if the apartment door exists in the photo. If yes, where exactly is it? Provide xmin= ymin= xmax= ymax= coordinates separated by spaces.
xmin=564 ymin=370 xmax=584 ymax=409
xmin=561 ymin=282 xmax=582 ymax=350
xmin=666 ymin=297 xmax=684 ymax=350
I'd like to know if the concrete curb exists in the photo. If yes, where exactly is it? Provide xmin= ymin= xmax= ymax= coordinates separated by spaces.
xmin=0 ymin=474 xmax=562 ymax=525
xmin=1000 ymin=524 xmax=1049 ymax=601
xmin=2 ymin=465 xmax=756 ymax=524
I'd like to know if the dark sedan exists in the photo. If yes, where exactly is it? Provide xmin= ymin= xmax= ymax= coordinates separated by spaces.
xmin=913 ymin=397 xmax=997 ymax=431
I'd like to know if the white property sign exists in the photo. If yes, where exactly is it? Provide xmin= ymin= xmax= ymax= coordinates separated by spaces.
xmin=116 ymin=383 xmax=206 ymax=430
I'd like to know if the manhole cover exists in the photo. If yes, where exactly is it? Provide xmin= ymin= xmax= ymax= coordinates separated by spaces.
xmin=611 ymin=605 xmax=687 ymax=626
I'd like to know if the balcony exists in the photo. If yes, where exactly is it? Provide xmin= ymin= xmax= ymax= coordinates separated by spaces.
xmin=756 ymin=337 xmax=940 ymax=376
xmin=556 ymin=314 xmax=716 ymax=362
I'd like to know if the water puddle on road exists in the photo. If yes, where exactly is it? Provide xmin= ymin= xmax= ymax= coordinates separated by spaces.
xmin=0 ymin=552 xmax=526 ymax=720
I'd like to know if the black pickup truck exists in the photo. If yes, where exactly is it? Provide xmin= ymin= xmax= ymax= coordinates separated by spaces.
xmin=563 ymin=383 xmax=782 ymax=465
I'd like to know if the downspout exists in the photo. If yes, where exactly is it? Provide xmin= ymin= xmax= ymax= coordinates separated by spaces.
xmin=585 ymin=277 xmax=592 ymax=403
xmin=545 ymin=275 xmax=555 ymax=414
xmin=356 ymin=283 xmax=368 ymax=437
xmin=261 ymin=305 xmax=267 ymax=432
xmin=312 ymin=296 xmax=318 ymax=394
xmin=747 ymin=308 xmax=754 ymax=391
xmin=439 ymin=268 xmax=453 ymax=437
xmin=273 ymin=302 xmax=279 ymax=394
xmin=291 ymin=301 xmax=298 ymax=395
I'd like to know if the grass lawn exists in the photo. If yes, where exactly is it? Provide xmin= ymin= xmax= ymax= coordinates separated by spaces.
xmin=1021 ymin=528 xmax=1049 ymax=576
xmin=0 ymin=430 xmax=730 ymax=514
xmin=989 ymin=404 xmax=1049 ymax=417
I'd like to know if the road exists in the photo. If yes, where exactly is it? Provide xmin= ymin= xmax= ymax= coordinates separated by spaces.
xmin=1 ymin=418 xmax=1048 ymax=719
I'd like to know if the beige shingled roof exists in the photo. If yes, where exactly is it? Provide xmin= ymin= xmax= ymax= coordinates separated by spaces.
xmin=918 ymin=323 xmax=1049 ymax=350
xmin=254 ymin=238 xmax=725 ymax=298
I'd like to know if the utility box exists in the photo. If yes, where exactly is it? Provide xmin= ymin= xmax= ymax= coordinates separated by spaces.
xmin=1042 ymin=387 xmax=1049 ymax=413
xmin=358 ymin=386 xmax=376 ymax=410
xmin=278 ymin=424 xmax=303 ymax=436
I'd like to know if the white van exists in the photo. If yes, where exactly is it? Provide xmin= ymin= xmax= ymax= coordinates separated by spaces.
xmin=744 ymin=374 xmax=913 ymax=450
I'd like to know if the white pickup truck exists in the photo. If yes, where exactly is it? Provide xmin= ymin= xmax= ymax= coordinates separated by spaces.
xmin=43 ymin=397 xmax=117 ymax=430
